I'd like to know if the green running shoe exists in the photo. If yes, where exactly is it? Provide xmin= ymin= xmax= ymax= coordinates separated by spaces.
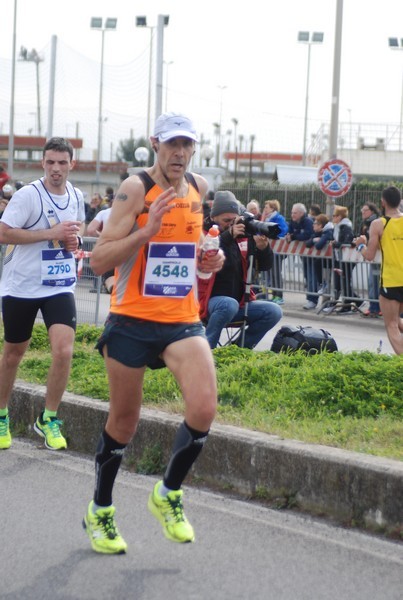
xmin=0 ymin=415 xmax=11 ymax=449
xmin=148 ymin=481 xmax=195 ymax=543
xmin=33 ymin=413 xmax=67 ymax=450
xmin=83 ymin=501 xmax=127 ymax=555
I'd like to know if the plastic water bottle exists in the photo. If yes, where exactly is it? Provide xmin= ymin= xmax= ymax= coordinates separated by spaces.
xmin=198 ymin=225 xmax=220 ymax=279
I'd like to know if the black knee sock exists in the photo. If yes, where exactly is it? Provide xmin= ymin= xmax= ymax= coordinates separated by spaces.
xmin=163 ymin=421 xmax=209 ymax=490
xmin=94 ymin=429 xmax=126 ymax=507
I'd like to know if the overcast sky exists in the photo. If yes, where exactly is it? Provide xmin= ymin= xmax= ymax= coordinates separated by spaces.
xmin=2 ymin=0 xmax=403 ymax=158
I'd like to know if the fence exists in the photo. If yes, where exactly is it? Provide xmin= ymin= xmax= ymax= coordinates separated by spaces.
xmin=0 ymin=237 xmax=381 ymax=325
xmin=258 ymin=239 xmax=381 ymax=312
xmin=221 ymin=184 xmax=398 ymax=233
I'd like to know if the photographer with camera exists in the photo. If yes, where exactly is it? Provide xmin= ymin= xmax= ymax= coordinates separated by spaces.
xmin=198 ymin=191 xmax=282 ymax=349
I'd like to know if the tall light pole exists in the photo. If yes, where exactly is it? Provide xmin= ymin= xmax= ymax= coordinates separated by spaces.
xmin=327 ymin=0 xmax=344 ymax=217
xmin=217 ymin=85 xmax=227 ymax=167
xmin=213 ymin=122 xmax=221 ymax=167
xmin=231 ymin=117 xmax=238 ymax=184
xmin=298 ymin=31 xmax=324 ymax=165
xmin=249 ymin=134 xmax=255 ymax=188
xmin=155 ymin=14 xmax=169 ymax=121
xmin=91 ymin=16 xmax=117 ymax=186
xmin=19 ymin=47 xmax=44 ymax=135
xmin=136 ymin=16 xmax=155 ymax=139
xmin=163 ymin=60 xmax=173 ymax=112
xmin=47 ymin=35 xmax=58 ymax=139
xmin=328 ymin=0 xmax=343 ymax=162
xmin=388 ymin=37 xmax=403 ymax=151
xmin=8 ymin=0 xmax=17 ymax=178
xmin=136 ymin=16 xmax=169 ymax=137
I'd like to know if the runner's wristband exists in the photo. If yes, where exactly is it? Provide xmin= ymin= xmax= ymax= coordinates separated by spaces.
xmin=357 ymin=243 xmax=365 ymax=252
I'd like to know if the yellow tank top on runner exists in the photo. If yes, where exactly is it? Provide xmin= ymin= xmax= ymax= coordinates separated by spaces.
xmin=110 ymin=173 xmax=203 ymax=323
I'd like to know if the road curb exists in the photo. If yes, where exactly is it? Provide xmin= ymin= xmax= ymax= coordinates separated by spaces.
xmin=9 ymin=380 xmax=403 ymax=534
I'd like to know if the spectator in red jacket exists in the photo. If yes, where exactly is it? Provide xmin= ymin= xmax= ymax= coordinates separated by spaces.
xmin=0 ymin=165 xmax=10 ymax=192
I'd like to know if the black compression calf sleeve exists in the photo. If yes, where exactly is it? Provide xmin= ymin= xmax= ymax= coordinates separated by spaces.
xmin=163 ymin=421 xmax=209 ymax=490
xmin=94 ymin=429 xmax=126 ymax=507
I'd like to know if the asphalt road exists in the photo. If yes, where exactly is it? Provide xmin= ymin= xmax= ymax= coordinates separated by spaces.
xmin=2 ymin=439 xmax=402 ymax=600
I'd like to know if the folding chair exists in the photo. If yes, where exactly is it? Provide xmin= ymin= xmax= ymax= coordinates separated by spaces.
xmin=216 ymin=253 xmax=254 ymax=348
xmin=217 ymin=318 xmax=249 ymax=347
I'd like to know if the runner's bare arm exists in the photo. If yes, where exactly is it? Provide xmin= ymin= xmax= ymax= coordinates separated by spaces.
xmin=0 ymin=220 xmax=81 ymax=246
xmin=90 ymin=176 xmax=177 ymax=275
xmin=356 ymin=219 xmax=382 ymax=261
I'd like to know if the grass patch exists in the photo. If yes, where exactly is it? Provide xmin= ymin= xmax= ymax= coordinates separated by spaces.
xmin=5 ymin=324 xmax=403 ymax=461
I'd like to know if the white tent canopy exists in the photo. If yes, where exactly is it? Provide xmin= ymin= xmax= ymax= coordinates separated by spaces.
xmin=273 ymin=164 xmax=319 ymax=185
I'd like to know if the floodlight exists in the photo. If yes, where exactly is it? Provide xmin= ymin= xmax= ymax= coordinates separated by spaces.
xmin=105 ymin=18 xmax=117 ymax=29
xmin=91 ymin=17 xmax=103 ymax=29
xmin=312 ymin=32 xmax=324 ymax=43
xmin=298 ymin=31 xmax=309 ymax=42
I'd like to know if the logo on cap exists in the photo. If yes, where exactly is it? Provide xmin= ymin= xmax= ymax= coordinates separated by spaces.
xmin=153 ymin=112 xmax=198 ymax=142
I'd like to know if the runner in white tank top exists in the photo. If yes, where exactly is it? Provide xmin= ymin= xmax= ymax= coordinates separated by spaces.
xmin=0 ymin=137 xmax=85 ymax=452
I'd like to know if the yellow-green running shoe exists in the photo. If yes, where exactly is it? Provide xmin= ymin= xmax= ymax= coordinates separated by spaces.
xmin=83 ymin=501 xmax=127 ymax=555
xmin=33 ymin=413 xmax=67 ymax=450
xmin=0 ymin=416 xmax=11 ymax=449
xmin=148 ymin=481 xmax=195 ymax=543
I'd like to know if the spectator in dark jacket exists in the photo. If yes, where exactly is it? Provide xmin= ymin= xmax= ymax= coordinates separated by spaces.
xmin=261 ymin=199 xmax=288 ymax=304
xmin=330 ymin=205 xmax=362 ymax=312
xmin=286 ymin=203 xmax=316 ymax=310
xmin=358 ymin=202 xmax=380 ymax=239
xmin=85 ymin=193 xmax=103 ymax=226
xmin=308 ymin=203 xmax=321 ymax=219
xmin=198 ymin=191 xmax=282 ymax=349
xmin=305 ymin=213 xmax=334 ymax=296
xmin=202 ymin=190 xmax=214 ymax=220
xmin=286 ymin=203 xmax=314 ymax=243
xmin=356 ymin=202 xmax=381 ymax=317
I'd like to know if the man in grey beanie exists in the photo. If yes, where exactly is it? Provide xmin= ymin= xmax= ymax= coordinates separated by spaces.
xmin=198 ymin=191 xmax=282 ymax=348
xmin=210 ymin=190 xmax=241 ymax=218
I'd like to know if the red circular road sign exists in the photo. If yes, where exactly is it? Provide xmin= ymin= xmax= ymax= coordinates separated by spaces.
xmin=318 ymin=159 xmax=353 ymax=198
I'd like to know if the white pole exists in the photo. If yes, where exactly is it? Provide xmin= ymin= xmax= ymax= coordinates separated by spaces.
xmin=8 ymin=0 xmax=17 ymax=178
xmin=328 ymin=0 xmax=344 ymax=160
xmin=326 ymin=0 xmax=344 ymax=217
xmin=155 ymin=15 xmax=165 ymax=121
xmin=47 ymin=35 xmax=57 ymax=139
xmin=146 ymin=28 xmax=154 ymax=139
xmin=302 ymin=43 xmax=312 ymax=166
xmin=96 ymin=29 xmax=105 ymax=185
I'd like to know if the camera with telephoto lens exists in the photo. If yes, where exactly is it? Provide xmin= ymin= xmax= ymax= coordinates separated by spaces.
xmin=237 ymin=211 xmax=280 ymax=239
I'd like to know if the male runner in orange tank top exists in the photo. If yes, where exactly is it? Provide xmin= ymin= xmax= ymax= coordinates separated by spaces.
xmin=82 ymin=112 xmax=224 ymax=554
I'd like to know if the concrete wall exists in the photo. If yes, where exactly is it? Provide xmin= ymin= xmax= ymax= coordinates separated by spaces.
xmin=9 ymin=381 xmax=403 ymax=535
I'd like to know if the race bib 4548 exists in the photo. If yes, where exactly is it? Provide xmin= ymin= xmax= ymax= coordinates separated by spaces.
xmin=143 ymin=242 xmax=196 ymax=297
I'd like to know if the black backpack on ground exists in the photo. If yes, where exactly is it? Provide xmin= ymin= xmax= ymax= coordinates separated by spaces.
xmin=270 ymin=325 xmax=338 ymax=355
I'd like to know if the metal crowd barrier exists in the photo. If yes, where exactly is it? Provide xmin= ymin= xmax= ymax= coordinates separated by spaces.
xmin=258 ymin=239 xmax=382 ymax=311
xmin=74 ymin=237 xmax=107 ymax=326
xmin=0 ymin=238 xmax=383 ymax=325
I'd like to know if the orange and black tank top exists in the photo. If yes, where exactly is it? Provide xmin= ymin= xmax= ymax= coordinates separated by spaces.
xmin=110 ymin=171 xmax=203 ymax=323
